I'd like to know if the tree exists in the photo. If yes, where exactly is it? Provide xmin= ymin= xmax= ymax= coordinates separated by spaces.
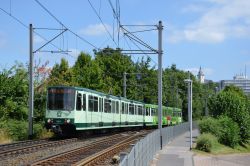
xmin=48 ymin=58 xmax=74 ymax=86
xmin=0 ymin=63 xmax=28 ymax=120
xmin=94 ymin=47 xmax=136 ymax=96
xmin=208 ymin=87 xmax=250 ymax=142
xmin=72 ymin=52 xmax=104 ymax=90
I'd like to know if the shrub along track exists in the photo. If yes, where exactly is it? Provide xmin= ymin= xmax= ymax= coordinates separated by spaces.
xmin=0 ymin=138 xmax=78 ymax=158
xmin=30 ymin=131 xmax=150 ymax=166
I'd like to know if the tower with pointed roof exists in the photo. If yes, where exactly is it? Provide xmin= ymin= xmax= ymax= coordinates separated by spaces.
xmin=197 ymin=67 xmax=205 ymax=83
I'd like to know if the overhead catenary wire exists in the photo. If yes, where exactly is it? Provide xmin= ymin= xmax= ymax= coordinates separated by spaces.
xmin=34 ymin=0 xmax=98 ymax=50
xmin=121 ymin=26 xmax=157 ymax=53
xmin=0 ymin=6 xmax=76 ymax=58
xmin=127 ymin=28 xmax=158 ymax=34
xmin=123 ymin=31 xmax=158 ymax=66
xmin=108 ymin=0 xmax=121 ymax=46
xmin=87 ymin=0 xmax=118 ymax=47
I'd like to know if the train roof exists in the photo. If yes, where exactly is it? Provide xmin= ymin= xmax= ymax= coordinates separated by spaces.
xmin=48 ymin=86 xmax=144 ymax=105
xmin=145 ymin=104 xmax=182 ymax=112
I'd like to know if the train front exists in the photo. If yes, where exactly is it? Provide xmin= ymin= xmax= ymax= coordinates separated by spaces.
xmin=45 ymin=86 xmax=76 ymax=135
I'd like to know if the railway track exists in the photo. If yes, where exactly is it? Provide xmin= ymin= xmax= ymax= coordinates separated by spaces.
xmin=30 ymin=131 xmax=149 ymax=166
xmin=74 ymin=133 xmax=146 ymax=166
xmin=0 ymin=138 xmax=78 ymax=158
xmin=0 ymin=139 xmax=48 ymax=151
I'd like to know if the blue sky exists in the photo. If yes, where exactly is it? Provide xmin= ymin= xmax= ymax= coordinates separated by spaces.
xmin=0 ymin=0 xmax=250 ymax=81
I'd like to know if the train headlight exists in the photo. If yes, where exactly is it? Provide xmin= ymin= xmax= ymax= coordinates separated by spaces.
xmin=66 ymin=119 xmax=70 ymax=123
xmin=47 ymin=119 xmax=53 ymax=124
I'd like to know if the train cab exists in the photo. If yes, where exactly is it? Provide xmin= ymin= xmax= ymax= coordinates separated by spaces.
xmin=45 ymin=86 xmax=76 ymax=135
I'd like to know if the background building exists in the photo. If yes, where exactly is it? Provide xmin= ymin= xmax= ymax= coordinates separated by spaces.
xmin=197 ymin=67 xmax=205 ymax=83
xmin=220 ymin=74 xmax=250 ymax=94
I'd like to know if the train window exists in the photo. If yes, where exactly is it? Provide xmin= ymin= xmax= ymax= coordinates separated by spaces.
xmin=94 ymin=96 xmax=98 ymax=112
xmin=138 ymin=106 xmax=142 ymax=115
xmin=129 ymin=104 xmax=134 ymax=115
xmin=111 ymin=101 xmax=116 ymax=113
xmin=99 ymin=98 xmax=103 ymax=112
xmin=104 ymin=99 xmax=111 ymax=113
xmin=88 ymin=95 xmax=93 ymax=112
xmin=116 ymin=101 xmax=119 ymax=114
xmin=146 ymin=108 xmax=149 ymax=116
xmin=88 ymin=95 xmax=98 ymax=112
xmin=47 ymin=87 xmax=75 ymax=111
xmin=122 ymin=102 xmax=125 ymax=114
xmin=125 ymin=103 xmax=128 ymax=114
xmin=76 ymin=93 xmax=82 ymax=111
xmin=151 ymin=108 xmax=156 ymax=116
xmin=82 ymin=94 xmax=86 ymax=111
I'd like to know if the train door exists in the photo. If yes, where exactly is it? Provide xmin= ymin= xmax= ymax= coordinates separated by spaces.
xmin=88 ymin=94 xmax=99 ymax=127
xmin=111 ymin=100 xmax=116 ymax=124
xmin=75 ymin=91 xmax=87 ymax=129
xmin=99 ymin=97 xmax=103 ymax=125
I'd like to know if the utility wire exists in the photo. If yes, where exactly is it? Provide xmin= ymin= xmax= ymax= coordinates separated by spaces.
xmin=0 ymin=7 xmax=28 ymax=29
xmin=34 ymin=0 xmax=98 ymax=50
xmin=124 ymin=32 xmax=158 ymax=65
xmin=0 ymin=6 xmax=76 ymax=58
xmin=87 ymin=0 xmax=118 ymax=47
xmin=128 ymin=28 xmax=158 ymax=34
xmin=108 ymin=0 xmax=121 ymax=46
xmin=0 ymin=7 xmax=76 ymax=58
xmin=121 ymin=26 xmax=157 ymax=53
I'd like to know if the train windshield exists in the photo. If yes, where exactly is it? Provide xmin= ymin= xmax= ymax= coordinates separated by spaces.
xmin=47 ymin=87 xmax=75 ymax=111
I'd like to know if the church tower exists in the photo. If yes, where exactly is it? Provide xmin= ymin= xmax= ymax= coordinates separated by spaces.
xmin=197 ymin=66 xmax=205 ymax=83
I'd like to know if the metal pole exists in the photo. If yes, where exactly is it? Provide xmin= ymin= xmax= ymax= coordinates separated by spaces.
xmin=187 ymin=79 xmax=191 ymax=148
xmin=158 ymin=21 xmax=163 ymax=149
xmin=185 ymin=72 xmax=192 ymax=150
xmin=190 ymin=80 xmax=193 ymax=150
xmin=28 ymin=24 xmax=34 ymax=139
xmin=123 ymin=72 xmax=126 ymax=98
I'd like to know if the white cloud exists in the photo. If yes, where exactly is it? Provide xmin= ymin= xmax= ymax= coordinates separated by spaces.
xmin=168 ymin=0 xmax=250 ymax=43
xmin=80 ymin=23 xmax=112 ymax=36
xmin=181 ymin=4 xmax=208 ymax=13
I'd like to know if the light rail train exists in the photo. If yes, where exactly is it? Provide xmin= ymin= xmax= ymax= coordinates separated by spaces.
xmin=45 ymin=86 xmax=182 ymax=135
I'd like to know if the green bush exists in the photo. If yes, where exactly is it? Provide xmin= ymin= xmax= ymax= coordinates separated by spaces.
xmin=4 ymin=120 xmax=28 ymax=141
xmin=208 ymin=89 xmax=250 ymax=143
xmin=198 ymin=117 xmax=221 ymax=138
xmin=33 ymin=123 xmax=44 ymax=139
xmin=0 ymin=120 xmax=47 ymax=141
xmin=196 ymin=133 xmax=218 ymax=152
xmin=218 ymin=116 xmax=240 ymax=148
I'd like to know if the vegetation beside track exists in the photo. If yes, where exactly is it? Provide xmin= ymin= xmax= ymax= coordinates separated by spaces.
xmin=194 ymin=139 xmax=250 ymax=155
xmin=196 ymin=86 xmax=250 ymax=154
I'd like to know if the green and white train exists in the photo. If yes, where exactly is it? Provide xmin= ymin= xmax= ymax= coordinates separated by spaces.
xmin=45 ymin=86 xmax=182 ymax=135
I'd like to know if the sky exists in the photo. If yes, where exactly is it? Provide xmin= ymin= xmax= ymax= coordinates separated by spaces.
xmin=0 ymin=0 xmax=250 ymax=82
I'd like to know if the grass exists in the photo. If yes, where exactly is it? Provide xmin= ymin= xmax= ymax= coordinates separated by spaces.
xmin=0 ymin=128 xmax=54 ymax=144
xmin=0 ymin=129 xmax=12 ymax=144
xmin=38 ymin=129 xmax=54 ymax=139
xmin=193 ymin=141 xmax=250 ymax=155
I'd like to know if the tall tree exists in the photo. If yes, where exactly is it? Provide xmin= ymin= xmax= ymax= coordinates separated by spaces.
xmin=94 ymin=47 xmax=135 ymax=96
xmin=48 ymin=58 xmax=74 ymax=86
xmin=73 ymin=52 xmax=104 ymax=90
